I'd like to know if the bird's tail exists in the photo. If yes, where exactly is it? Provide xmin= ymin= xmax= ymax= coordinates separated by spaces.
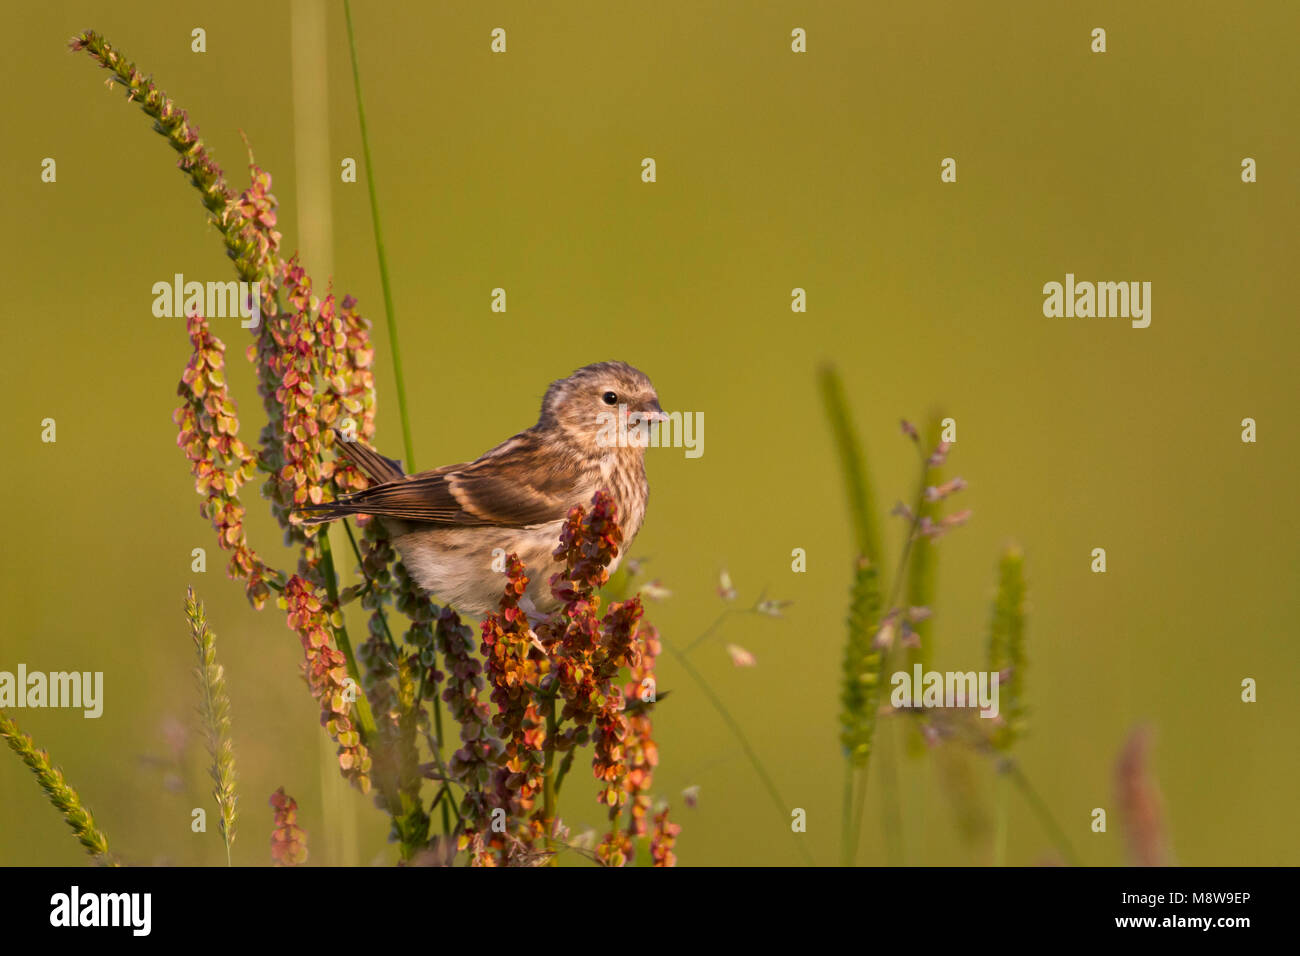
xmin=295 ymin=431 xmax=406 ymax=525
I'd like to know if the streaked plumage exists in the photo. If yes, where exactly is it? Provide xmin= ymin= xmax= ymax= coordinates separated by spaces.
xmin=299 ymin=361 xmax=662 ymax=617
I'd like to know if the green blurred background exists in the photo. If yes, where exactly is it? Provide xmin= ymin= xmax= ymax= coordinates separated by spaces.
xmin=2 ymin=0 xmax=1297 ymax=866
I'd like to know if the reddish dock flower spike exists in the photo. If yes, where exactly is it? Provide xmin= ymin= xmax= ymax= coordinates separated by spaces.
xmin=621 ymin=622 xmax=662 ymax=840
xmin=283 ymin=576 xmax=372 ymax=794
xmin=173 ymin=311 xmax=274 ymax=608
xmin=480 ymin=555 xmax=545 ymax=811
xmin=269 ymin=787 xmax=308 ymax=866
xmin=650 ymin=807 xmax=681 ymax=867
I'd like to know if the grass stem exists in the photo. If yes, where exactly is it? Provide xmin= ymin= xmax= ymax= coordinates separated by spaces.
xmin=993 ymin=768 xmax=1008 ymax=866
xmin=542 ymin=697 xmax=559 ymax=866
xmin=1005 ymin=761 xmax=1081 ymax=866
xmin=661 ymin=635 xmax=816 ymax=865
xmin=343 ymin=0 xmax=416 ymax=472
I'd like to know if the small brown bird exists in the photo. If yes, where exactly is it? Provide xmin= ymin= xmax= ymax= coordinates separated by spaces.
xmin=299 ymin=361 xmax=664 ymax=620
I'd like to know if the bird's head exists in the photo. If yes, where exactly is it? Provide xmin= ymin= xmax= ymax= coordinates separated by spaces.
xmin=538 ymin=361 xmax=665 ymax=454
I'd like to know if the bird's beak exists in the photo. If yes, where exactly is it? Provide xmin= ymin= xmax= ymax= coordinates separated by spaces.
xmin=642 ymin=400 xmax=668 ymax=424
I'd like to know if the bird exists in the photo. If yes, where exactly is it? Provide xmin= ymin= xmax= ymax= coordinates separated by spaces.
xmin=298 ymin=361 xmax=664 ymax=622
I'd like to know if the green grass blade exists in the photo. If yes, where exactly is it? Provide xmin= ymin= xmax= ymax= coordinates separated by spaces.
xmin=343 ymin=1 xmax=417 ymax=472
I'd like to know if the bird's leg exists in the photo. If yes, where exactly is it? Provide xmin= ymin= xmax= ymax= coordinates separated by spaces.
xmin=518 ymin=594 xmax=550 ymax=654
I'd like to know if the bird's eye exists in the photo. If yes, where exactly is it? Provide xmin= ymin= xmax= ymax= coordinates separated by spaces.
xmin=602 ymin=391 xmax=618 ymax=406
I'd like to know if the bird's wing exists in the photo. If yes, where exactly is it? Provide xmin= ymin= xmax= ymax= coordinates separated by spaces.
xmin=333 ymin=434 xmax=406 ymax=484
xmin=322 ymin=431 xmax=588 ymax=527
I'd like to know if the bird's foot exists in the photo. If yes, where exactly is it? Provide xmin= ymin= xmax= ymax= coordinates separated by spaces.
xmin=519 ymin=595 xmax=551 ymax=654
